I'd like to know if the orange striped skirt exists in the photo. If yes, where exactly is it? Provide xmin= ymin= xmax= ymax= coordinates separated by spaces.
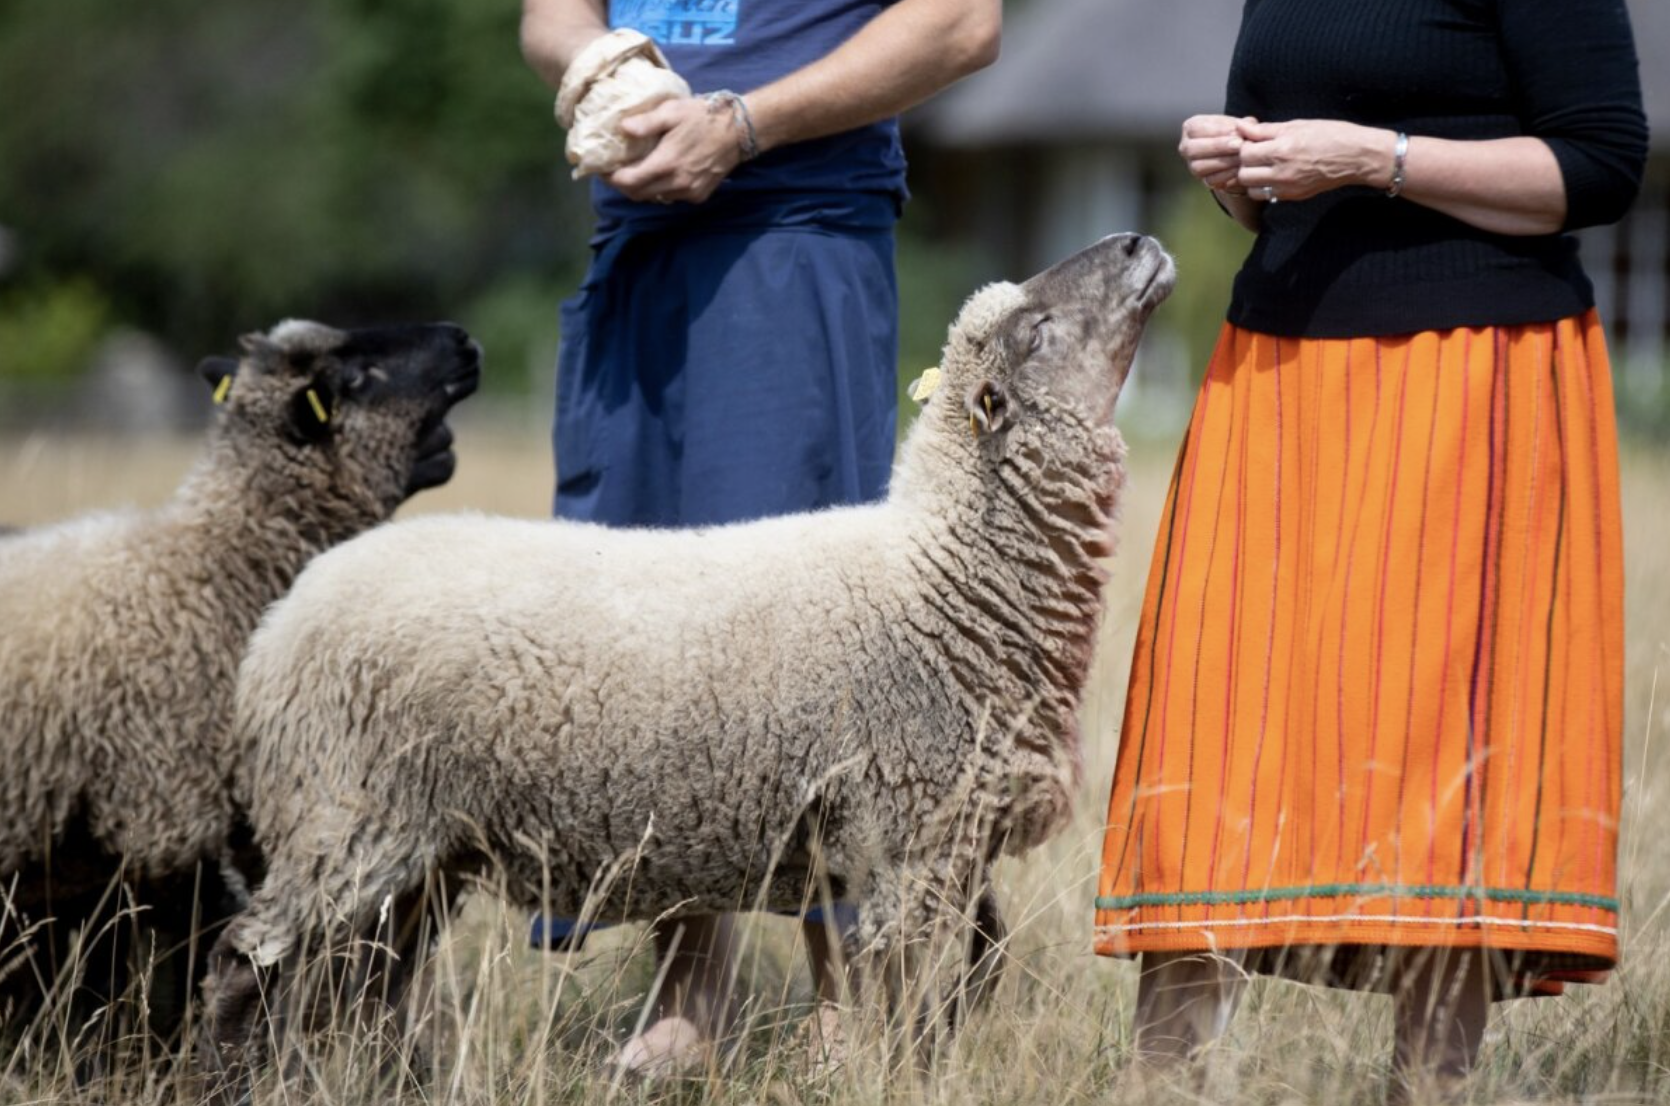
xmin=1095 ymin=313 xmax=1623 ymax=991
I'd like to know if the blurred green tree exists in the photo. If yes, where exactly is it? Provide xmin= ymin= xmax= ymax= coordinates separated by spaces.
xmin=1155 ymin=184 xmax=1248 ymax=384
xmin=0 ymin=0 xmax=586 ymax=380
xmin=0 ymin=1 xmax=995 ymax=409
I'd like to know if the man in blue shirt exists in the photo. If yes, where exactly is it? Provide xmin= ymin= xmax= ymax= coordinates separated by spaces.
xmin=520 ymin=0 xmax=999 ymax=1076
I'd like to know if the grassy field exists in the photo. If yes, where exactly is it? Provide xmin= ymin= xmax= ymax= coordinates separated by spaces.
xmin=1 ymin=420 xmax=1668 ymax=1105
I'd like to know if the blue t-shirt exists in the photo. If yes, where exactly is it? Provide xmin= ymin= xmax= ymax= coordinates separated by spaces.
xmin=592 ymin=0 xmax=907 ymax=229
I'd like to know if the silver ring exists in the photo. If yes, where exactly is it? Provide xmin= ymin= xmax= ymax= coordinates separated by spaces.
xmin=1259 ymin=186 xmax=1278 ymax=204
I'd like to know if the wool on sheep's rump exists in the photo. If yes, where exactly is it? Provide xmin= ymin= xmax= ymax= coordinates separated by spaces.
xmin=1094 ymin=313 xmax=1622 ymax=997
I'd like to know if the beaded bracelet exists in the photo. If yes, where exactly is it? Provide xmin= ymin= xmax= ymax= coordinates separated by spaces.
xmin=704 ymin=90 xmax=760 ymax=162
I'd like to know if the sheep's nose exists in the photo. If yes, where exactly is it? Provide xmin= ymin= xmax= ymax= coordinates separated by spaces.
xmin=1122 ymin=234 xmax=1143 ymax=256
xmin=439 ymin=326 xmax=482 ymax=366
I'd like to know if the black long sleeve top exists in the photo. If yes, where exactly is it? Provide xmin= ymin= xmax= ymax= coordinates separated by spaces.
xmin=1223 ymin=0 xmax=1649 ymax=338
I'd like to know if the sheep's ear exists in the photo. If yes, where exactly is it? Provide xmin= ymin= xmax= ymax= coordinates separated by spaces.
xmin=238 ymin=332 xmax=279 ymax=356
xmin=966 ymin=381 xmax=1010 ymax=436
xmin=285 ymin=377 xmax=338 ymax=445
xmin=197 ymin=356 xmax=238 ymax=404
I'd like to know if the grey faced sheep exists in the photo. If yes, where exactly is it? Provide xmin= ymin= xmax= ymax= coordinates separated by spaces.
xmin=203 ymin=234 xmax=1175 ymax=1072
xmin=0 ymin=321 xmax=480 ymax=1051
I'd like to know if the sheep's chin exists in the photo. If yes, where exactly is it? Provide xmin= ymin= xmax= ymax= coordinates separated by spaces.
xmin=405 ymin=422 xmax=458 ymax=495
xmin=406 ymin=454 xmax=456 ymax=495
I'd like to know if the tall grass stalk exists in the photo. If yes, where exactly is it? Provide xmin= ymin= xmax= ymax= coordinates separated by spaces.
xmin=2 ymin=431 xmax=1666 ymax=1105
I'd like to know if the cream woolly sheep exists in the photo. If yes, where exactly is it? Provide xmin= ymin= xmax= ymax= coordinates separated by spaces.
xmin=0 ymin=320 xmax=480 ymax=1046
xmin=204 ymin=234 xmax=1174 ymax=1065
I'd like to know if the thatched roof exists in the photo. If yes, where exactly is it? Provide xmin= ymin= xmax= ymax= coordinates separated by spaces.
xmin=917 ymin=0 xmax=1670 ymax=152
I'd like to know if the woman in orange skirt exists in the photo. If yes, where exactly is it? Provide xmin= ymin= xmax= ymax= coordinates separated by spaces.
xmin=1095 ymin=0 xmax=1647 ymax=1090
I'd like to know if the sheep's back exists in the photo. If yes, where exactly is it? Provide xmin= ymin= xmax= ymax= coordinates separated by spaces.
xmin=0 ymin=511 xmax=238 ymax=879
xmin=236 ymin=509 xmax=977 ymax=885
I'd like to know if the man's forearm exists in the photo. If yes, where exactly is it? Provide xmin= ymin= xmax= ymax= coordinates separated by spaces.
xmin=743 ymin=0 xmax=1000 ymax=155
xmin=520 ymin=0 xmax=608 ymax=90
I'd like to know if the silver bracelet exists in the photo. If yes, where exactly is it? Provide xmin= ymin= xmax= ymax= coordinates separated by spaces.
xmin=704 ymin=89 xmax=760 ymax=162
xmin=1386 ymin=131 xmax=1408 ymax=198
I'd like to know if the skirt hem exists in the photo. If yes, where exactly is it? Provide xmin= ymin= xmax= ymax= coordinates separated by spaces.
xmin=1092 ymin=919 xmax=1617 ymax=963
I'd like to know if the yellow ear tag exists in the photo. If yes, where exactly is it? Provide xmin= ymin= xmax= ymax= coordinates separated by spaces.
xmin=983 ymin=392 xmax=994 ymax=419
xmin=970 ymin=413 xmax=980 ymax=438
xmin=906 ymin=366 xmax=942 ymax=405
xmin=212 ymin=376 xmax=233 ymax=404
xmin=306 ymin=388 xmax=330 ymax=424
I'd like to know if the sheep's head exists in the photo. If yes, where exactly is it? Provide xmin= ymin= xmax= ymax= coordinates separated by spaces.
xmin=195 ymin=320 xmax=482 ymax=520
xmin=904 ymin=234 xmax=1173 ymax=501
xmin=939 ymin=233 xmax=1171 ymax=441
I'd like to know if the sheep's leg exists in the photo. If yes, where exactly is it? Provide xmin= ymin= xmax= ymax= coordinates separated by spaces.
xmin=0 ymin=884 xmax=88 ymax=1050
xmin=854 ymin=879 xmax=944 ymax=1075
xmin=199 ymin=926 xmax=281 ymax=1105
xmin=55 ymin=866 xmax=238 ymax=1072
xmin=945 ymin=886 xmax=1007 ymax=1034
xmin=199 ymin=828 xmax=436 ymax=1095
xmin=0 ymin=863 xmax=134 ymax=1070
xmin=854 ymin=861 xmax=986 ymax=1072
xmin=136 ymin=859 xmax=244 ymax=1051
xmin=351 ymin=871 xmax=461 ymax=1088
xmin=199 ymin=911 xmax=395 ymax=1100
xmin=54 ymin=874 xmax=169 ymax=1079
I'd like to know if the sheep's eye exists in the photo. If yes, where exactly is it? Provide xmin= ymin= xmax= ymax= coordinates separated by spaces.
xmin=1028 ymin=317 xmax=1050 ymax=355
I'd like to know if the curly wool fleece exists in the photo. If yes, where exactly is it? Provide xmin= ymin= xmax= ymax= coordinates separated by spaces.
xmin=214 ymin=236 xmax=1175 ymax=1009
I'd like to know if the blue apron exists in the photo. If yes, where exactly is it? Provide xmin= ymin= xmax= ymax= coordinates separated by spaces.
xmin=552 ymin=192 xmax=899 ymax=526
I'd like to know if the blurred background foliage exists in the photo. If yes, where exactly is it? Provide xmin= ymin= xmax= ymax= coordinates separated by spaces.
xmin=0 ymin=0 xmax=1458 ymax=445
xmin=0 ymin=0 xmax=580 ymax=400
xmin=0 ymin=0 xmax=1240 ymax=425
xmin=0 ymin=0 xmax=1002 ymax=408
xmin=1155 ymin=188 xmax=1244 ymax=378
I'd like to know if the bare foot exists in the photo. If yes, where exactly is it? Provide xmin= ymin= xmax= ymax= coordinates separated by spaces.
xmin=612 ymin=1015 xmax=711 ymax=1080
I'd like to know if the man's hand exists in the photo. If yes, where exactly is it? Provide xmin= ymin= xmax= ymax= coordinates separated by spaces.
xmin=604 ymin=97 xmax=745 ymax=205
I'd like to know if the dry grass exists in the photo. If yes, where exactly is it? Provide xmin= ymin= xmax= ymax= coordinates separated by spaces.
xmin=1 ymin=420 xmax=1667 ymax=1105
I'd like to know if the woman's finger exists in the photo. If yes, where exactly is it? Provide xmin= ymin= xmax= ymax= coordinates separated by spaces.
xmin=1181 ymin=135 xmax=1240 ymax=157
xmin=1187 ymin=156 xmax=1241 ymax=181
xmin=1237 ymin=118 xmax=1284 ymax=142
xmin=1181 ymin=113 xmax=1242 ymax=139
xmin=1181 ymin=134 xmax=1242 ymax=160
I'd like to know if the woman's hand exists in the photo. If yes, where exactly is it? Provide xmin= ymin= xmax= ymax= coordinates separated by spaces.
xmin=1234 ymin=119 xmax=1396 ymax=202
xmin=1179 ymin=114 xmax=1256 ymax=193
xmin=1179 ymin=114 xmax=1265 ymax=232
xmin=604 ymin=96 xmax=745 ymax=205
